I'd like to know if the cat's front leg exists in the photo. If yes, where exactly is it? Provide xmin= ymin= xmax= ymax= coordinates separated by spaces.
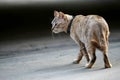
xmin=73 ymin=50 xmax=83 ymax=64
xmin=73 ymin=47 xmax=90 ymax=64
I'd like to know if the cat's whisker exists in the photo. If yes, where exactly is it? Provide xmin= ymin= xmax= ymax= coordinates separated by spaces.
xmin=51 ymin=32 xmax=55 ymax=40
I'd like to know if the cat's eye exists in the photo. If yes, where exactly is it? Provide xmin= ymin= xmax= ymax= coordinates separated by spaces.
xmin=55 ymin=23 xmax=57 ymax=26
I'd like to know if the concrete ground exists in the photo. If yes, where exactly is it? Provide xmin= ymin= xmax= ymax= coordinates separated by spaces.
xmin=0 ymin=30 xmax=120 ymax=80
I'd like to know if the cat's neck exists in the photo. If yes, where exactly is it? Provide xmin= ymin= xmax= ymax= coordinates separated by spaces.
xmin=65 ymin=14 xmax=74 ymax=33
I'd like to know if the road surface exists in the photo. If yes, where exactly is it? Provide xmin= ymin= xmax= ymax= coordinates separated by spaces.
xmin=0 ymin=30 xmax=120 ymax=80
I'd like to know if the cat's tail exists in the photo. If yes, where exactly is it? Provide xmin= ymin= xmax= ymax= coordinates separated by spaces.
xmin=91 ymin=27 xmax=109 ymax=51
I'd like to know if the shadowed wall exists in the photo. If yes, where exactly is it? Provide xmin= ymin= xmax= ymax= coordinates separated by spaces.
xmin=0 ymin=1 xmax=119 ymax=39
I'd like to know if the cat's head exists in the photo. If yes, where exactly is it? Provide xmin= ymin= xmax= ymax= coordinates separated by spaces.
xmin=51 ymin=11 xmax=68 ymax=33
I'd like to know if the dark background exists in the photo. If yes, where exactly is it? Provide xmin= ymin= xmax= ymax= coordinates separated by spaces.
xmin=0 ymin=1 xmax=120 ymax=39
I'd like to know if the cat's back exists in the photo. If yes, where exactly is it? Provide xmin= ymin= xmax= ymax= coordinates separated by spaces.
xmin=72 ymin=14 xmax=108 ymax=30
xmin=73 ymin=14 xmax=104 ymax=23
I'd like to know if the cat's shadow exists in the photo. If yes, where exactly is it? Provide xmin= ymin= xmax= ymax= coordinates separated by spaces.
xmin=33 ymin=63 xmax=106 ymax=74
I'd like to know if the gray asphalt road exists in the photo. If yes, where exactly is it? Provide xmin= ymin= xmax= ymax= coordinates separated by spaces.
xmin=0 ymin=30 xmax=120 ymax=80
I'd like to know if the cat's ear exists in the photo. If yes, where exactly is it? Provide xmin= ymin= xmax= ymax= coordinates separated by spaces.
xmin=59 ymin=12 xmax=67 ymax=20
xmin=54 ymin=10 xmax=59 ymax=17
xmin=59 ymin=12 xmax=64 ymax=19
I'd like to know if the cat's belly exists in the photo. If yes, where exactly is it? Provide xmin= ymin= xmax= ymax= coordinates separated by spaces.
xmin=80 ymin=36 xmax=88 ymax=47
xmin=80 ymin=35 xmax=87 ymax=43
xmin=70 ymin=33 xmax=88 ymax=47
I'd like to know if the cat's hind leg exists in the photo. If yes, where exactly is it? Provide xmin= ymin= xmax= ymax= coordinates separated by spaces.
xmin=102 ymin=45 xmax=112 ymax=68
xmin=86 ymin=46 xmax=96 ymax=68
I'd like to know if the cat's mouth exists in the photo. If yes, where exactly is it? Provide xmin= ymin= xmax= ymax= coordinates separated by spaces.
xmin=52 ymin=30 xmax=59 ymax=33
xmin=51 ymin=26 xmax=57 ymax=33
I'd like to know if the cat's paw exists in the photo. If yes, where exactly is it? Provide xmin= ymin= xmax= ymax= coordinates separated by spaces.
xmin=85 ymin=63 xmax=92 ymax=68
xmin=105 ymin=64 xmax=112 ymax=68
xmin=73 ymin=59 xmax=79 ymax=64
